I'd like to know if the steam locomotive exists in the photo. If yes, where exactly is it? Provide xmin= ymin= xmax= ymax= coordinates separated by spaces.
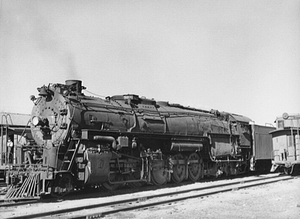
xmin=5 ymin=80 xmax=274 ymax=200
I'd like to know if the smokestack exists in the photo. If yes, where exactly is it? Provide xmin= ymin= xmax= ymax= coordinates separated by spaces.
xmin=65 ymin=80 xmax=82 ymax=94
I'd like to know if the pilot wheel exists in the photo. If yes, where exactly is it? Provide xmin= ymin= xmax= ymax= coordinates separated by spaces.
xmin=52 ymin=173 xmax=74 ymax=198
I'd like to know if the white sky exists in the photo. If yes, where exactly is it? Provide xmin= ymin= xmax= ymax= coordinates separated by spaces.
xmin=0 ymin=0 xmax=300 ymax=125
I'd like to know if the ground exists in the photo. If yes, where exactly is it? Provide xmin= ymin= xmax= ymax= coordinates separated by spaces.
xmin=0 ymin=176 xmax=299 ymax=218
xmin=104 ymin=177 xmax=300 ymax=219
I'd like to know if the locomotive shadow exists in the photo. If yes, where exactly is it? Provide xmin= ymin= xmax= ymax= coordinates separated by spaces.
xmin=40 ymin=172 xmax=255 ymax=203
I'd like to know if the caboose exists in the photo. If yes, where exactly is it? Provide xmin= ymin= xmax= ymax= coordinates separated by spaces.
xmin=271 ymin=113 xmax=300 ymax=174
xmin=5 ymin=80 xmax=274 ymax=200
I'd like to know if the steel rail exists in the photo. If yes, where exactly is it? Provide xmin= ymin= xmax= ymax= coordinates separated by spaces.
xmin=4 ymin=174 xmax=293 ymax=219
xmin=0 ymin=199 xmax=39 ymax=207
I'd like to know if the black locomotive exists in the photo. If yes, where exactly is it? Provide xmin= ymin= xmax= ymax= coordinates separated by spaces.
xmin=5 ymin=80 xmax=274 ymax=200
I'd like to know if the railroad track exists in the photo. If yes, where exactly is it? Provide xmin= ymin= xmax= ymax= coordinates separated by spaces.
xmin=2 ymin=174 xmax=293 ymax=219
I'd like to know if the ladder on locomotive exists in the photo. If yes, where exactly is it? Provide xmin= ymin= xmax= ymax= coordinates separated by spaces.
xmin=60 ymin=139 xmax=81 ymax=171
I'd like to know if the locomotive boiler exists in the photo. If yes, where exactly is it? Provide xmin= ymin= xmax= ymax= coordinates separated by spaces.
xmin=5 ymin=80 xmax=267 ymax=200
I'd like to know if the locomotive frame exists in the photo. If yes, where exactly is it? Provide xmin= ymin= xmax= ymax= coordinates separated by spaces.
xmin=5 ymin=80 xmax=274 ymax=200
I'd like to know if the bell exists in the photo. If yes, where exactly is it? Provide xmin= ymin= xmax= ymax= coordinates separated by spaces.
xmin=29 ymin=95 xmax=36 ymax=101
xmin=39 ymin=86 xmax=48 ymax=97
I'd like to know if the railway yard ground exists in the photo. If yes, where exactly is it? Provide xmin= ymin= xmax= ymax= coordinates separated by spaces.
xmin=113 ymin=175 xmax=300 ymax=219
xmin=0 ymin=173 xmax=299 ymax=219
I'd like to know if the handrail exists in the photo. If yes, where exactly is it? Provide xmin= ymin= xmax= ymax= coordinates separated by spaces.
xmin=1 ymin=113 xmax=12 ymax=166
